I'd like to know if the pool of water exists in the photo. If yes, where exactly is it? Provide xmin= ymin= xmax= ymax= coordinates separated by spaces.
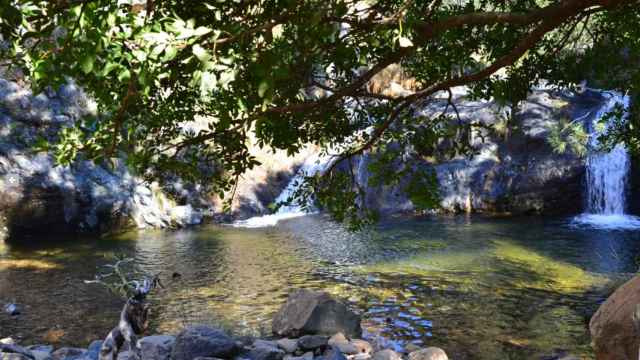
xmin=1 ymin=214 xmax=639 ymax=359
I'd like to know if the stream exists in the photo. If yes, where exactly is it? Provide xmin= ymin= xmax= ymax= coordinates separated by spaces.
xmin=1 ymin=214 xmax=638 ymax=359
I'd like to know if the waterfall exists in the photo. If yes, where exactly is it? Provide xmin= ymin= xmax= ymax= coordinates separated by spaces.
xmin=573 ymin=91 xmax=640 ymax=229
xmin=233 ymin=153 xmax=333 ymax=228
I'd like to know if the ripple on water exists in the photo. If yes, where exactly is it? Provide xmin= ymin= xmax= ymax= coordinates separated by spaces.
xmin=1 ymin=215 xmax=639 ymax=360
xmin=571 ymin=213 xmax=640 ymax=230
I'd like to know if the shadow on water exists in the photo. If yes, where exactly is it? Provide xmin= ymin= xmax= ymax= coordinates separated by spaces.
xmin=1 ymin=214 xmax=638 ymax=360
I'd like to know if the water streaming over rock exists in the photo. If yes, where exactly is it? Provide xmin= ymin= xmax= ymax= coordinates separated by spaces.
xmin=233 ymin=153 xmax=333 ymax=227
xmin=573 ymin=91 xmax=640 ymax=229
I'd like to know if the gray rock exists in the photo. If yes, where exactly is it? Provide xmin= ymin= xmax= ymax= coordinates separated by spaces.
xmin=51 ymin=347 xmax=87 ymax=360
xmin=25 ymin=347 xmax=52 ymax=355
xmin=28 ymin=351 xmax=52 ymax=360
xmin=139 ymin=335 xmax=175 ymax=360
xmin=252 ymin=341 xmax=278 ymax=350
xmin=372 ymin=350 xmax=401 ymax=360
xmin=0 ymin=344 xmax=34 ymax=359
xmin=249 ymin=345 xmax=285 ymax=360
xmin=297 ymin=336 xmax=327 ymax=352
xmin=327 ymin=334 xmax=347 ymax=346
xmin=336 ymin=343 xmax=359 ymax=355
xmin=283 ymin=352 xmax=313 ymax=360
xmin=272 ymin=290 xmax=362 ymax=339
xmin=276 ymin=339 xmax=298 ymax=354
xmin=171 ymin=326 xmax=238 ymax=360
xmin=408 ymin=348 xmax=448 ymax=360
xmin=322 ymin=347 xmax=347 ymax=360
xmin=326 ymin=334 xmax=358 ymax=355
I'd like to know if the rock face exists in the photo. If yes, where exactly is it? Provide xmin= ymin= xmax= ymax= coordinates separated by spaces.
xmin=171 ymin=326 xmax=239 ymax=360
xmin=341 ymin=88 xmax=619 ymax=216
xmin=0 ymin=79 xmax=208 ymax=241
xmin=272 ymin=290 xmax=362 ymax=339
xmin=589 ymin=275 xmax=640 ymax=360
xmin=0 ymin=78 xmax=319 ymax=238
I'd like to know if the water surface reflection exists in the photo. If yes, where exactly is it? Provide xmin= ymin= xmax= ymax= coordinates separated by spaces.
xmin=1 ymin=215 xmax=638 ymax=360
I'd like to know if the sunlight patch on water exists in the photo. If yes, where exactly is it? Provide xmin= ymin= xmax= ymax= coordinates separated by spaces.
xmin=492 ymin=240 xmax=608 ymax=292
xmin=571 ymin=214 xmax=640 ymax=230
xmin=0 ymin=259 xmax=61 ymax=271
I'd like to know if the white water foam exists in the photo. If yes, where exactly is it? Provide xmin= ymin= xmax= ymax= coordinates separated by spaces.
xmin=572 ymin=91 xmax=640 ymax=230
xmin=232 ymin=153 xmax=333 ymax=228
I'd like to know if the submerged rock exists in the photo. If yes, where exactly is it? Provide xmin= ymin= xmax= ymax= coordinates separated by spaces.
xmin=272 ymin=290 xmax=362 ymax=339
xmin=171 ymin=326 xmax=238 ymax=360
xmin=590 ymin=275 xmax=640 ymax=360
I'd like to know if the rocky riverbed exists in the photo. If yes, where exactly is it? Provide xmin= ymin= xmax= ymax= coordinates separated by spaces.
xmin=0 ymin=290 xmax=450 ymax=360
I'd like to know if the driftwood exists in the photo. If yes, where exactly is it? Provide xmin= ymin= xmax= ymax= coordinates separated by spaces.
xmin=85 ymin=258 xmax=162 ymax=360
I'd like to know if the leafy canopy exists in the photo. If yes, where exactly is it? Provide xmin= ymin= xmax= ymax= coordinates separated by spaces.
xmin=1 ymin=0 xmax=639 ymax=226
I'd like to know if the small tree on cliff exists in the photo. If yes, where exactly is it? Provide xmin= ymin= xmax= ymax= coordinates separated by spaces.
xmin=1 ymin=0 xmax=639 ymax=227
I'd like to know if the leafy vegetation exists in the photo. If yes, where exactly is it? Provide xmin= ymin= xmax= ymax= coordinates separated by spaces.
xmin=1 ymin=0 xmax=639 ymax=227
xmin=548 ymin=117 xmax=589 ymax=157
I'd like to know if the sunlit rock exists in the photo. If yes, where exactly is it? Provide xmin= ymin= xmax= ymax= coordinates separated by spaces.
xmin=272 ymin=289 xmax=362 ymax=339
xmin=590 ymin=275 xmax=640 ymax=360
xmin=408 ymin=347 xmax=448 ymax=360
xmin=171 ymin=326 xmax=238 ymax=360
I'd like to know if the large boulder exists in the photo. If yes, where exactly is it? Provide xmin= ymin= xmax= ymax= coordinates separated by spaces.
xmin=590 ymin=275 xmax=640 ymax=360
xmin=342 ymin=88 xmax=612 ymax=217
xmin=272 ymin=290 xmax=362 ymax=339
xmin=171 ymin=326 xmax=238 ymax=360
xmin=248 ymin=342 xmax=285 ymax=360
xmin=139 ymin=335 xmax=175 ymax=360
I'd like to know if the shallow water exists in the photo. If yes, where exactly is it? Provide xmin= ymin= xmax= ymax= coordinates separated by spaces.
xmin=1 ymin=215 xmax=639 ymax=359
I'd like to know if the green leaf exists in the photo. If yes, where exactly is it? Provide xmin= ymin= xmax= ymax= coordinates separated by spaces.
xmin=193 ymin=26 xmax=212 ymax=37
xmin=117 ymin=69 xmax=131 ymax=82
xmin=258 ymin=80 xmax=269 ymax=98
xmin=163 ymin=45 xmax=178 ymax=61
xmin=80 ymin=54 xmax=95 ymax=74
xmin=192 ymin=44 xmax=210 ymax=62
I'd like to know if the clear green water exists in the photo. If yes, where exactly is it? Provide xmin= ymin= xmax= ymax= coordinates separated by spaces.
xmin=1 ymin=215 xmax=638 ymax=359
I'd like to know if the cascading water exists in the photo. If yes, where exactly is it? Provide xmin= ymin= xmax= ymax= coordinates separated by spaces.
xmin=573 ymin=91 xmax=640 ymax=229
xmin=233 ymin=153 xmax=333 ymax=227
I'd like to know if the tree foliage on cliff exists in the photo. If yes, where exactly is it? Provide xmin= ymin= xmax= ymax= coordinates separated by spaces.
xmin=1 ymin=0 xmax=639 ymax=226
